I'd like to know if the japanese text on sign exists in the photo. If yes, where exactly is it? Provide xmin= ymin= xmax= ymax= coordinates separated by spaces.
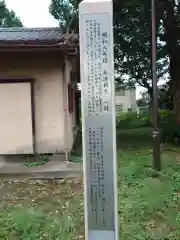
xmin=88 ymin=127 xmax=106 ymax=228
xmin=81 ymin=12 xmax=115 ymax=231
xmin=85 ymin=18 xmax=110 ymax=116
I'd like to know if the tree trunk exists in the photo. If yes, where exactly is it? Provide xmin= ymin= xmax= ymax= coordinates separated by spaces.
xmin=172 ymin=79 xmax=180 ymax=124
xmin=169 ymin=53 xmax=180 ymax=123
xmin=169 ymin=47 xmax=180 ymax=123
xmin=148 ymin=93 xmax=153 ymax=125
xmin=161 ymin=0 xmax=180 ymax=120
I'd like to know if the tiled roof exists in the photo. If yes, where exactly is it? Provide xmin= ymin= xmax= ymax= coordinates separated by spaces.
xmin=0 ymin=27 xmax=62 ymax=41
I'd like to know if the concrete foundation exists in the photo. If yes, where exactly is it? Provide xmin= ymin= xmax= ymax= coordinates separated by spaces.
xmin=0 ymin=155 xmax=82 ymax=180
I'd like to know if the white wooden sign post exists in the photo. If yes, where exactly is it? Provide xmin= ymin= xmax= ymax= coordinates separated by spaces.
xmin=79 ymin=0 xmax=118 ymax=239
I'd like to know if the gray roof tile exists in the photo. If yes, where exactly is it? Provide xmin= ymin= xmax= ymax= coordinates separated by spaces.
xmin=0 ymin=27 xmax=62 ymax=41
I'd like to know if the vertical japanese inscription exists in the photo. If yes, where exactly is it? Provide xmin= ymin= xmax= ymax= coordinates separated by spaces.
xmin=85 ymin=17 xmax=110 ymax=116
xmin=88 ymin=127 xmax=106 ymax=227
xmin=81 ymin=13 xmax=115 ymax=231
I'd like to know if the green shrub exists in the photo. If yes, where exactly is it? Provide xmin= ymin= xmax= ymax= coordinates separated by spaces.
xmin=116 ymin=112 xmax=136 ymax=122
xmin=139 ymin=112 xmax=150 ymax=123
xmin=160 ymin=110 xmax=180 ymax=144
xmin=116 ymin=112 xmax=150 ymax=129
xmin=159 ymin=109 xmax=170 ymax=119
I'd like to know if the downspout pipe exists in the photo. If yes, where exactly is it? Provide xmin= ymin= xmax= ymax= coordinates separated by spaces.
xmin=63 ymin=56 xmax=69 ymax=162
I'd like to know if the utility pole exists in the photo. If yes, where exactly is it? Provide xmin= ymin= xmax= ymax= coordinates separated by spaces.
xmin=151 ymin=0 xmax=161 ymax=171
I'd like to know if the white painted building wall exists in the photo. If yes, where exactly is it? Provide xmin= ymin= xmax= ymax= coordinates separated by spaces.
xmin=0 ymin=51 xmax=76 ymax=154
xmin=115 ymin=88 xmax=137 ymax=113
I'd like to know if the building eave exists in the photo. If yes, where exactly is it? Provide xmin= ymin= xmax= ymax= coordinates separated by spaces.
xmin=0 ymin=27 xmax=79 ymax=54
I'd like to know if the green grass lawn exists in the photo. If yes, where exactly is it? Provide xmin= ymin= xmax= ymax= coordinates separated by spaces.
xmin=0 ymin=128 xmax=180 ymax=239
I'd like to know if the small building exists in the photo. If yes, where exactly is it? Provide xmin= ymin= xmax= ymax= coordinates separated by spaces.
xmin=115 ymin=87 xmax=137 ymax=114
xmin=0 ymin=27 xmax=79 ymax=160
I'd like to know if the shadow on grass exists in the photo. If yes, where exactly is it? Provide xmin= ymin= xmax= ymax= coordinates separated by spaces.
xmin=116 ymin=127 xmax=152 ymax=150
xmin=118 ymin=149 xmax=180 ymax=239
xmin=72 ymin=127 xmax=152 ymax=158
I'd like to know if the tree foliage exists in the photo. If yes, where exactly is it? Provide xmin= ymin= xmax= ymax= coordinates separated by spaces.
xmin=159 ymin=81 xmax=173 ymax=110
xmin=0 ymin=0 xmax=22 ymax=27
xmin=114 ymin=0 xmax=169 ymax=96
xmin=137 ymin=98 xmax=148 ymax=107
xmin=49 ymin=0 xmax=180 ymax=120
xmin=49 ymin=0 xmax=166 ymax=90
xmin=49 ymin=0 xmax=79 ymax=33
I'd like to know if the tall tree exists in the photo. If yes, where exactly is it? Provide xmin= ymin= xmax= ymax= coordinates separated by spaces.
xmin=49 ymin=0 xmax=180 ymax=121
xmin=114 ymin=0 xmax=168 ymax=99
xmin=0 ymin=0 xmax=22 ymax=27
xmin=49 ymin=0 xmax=79 ymax=33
